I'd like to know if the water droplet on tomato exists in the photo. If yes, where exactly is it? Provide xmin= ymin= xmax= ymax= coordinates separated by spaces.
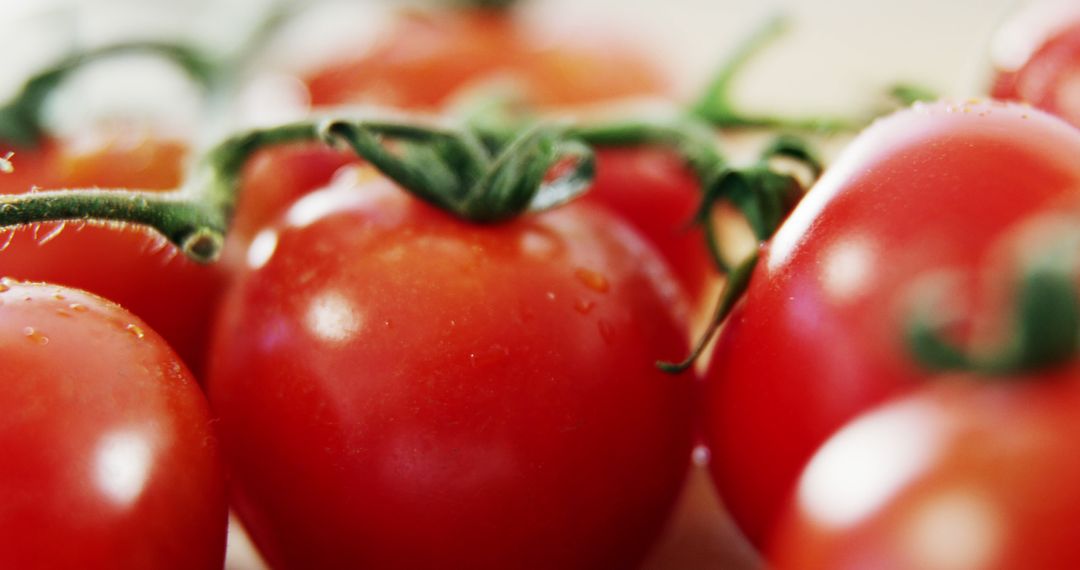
xmin=468 ymin=345 xmax=510 ymax=368
xmin=692 ymin=445 xmax=711 ymax=466
xmin=574 ymin=268 xmax=609 ymax=293
xmin=125 ymin=324 xmax=145 ymax=339
xmin=546 ymin=291 xmax=557 ymax=301
xmin=53 ymin=293 xmax=65 ymax=301
xmin=0 ymin=282 xmax=8 ymax=293
xmin=69 ymin=303 xmax=88 ymax=312
xmin=23 ymin=326 xmax=48 ymax=345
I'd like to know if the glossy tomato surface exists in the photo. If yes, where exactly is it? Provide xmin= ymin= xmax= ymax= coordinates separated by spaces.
xmin=770 ymin=375 xmax=1080 ymax=570
xmin=0 ymin=279 xmax=227 ymax=569
xmin=990 ymin=1 xmax=1080 ymax=127
xmin=704 ymin=100 xmax=1080 ymax=548
xmin=222 ymin=143 xmax=357 ymax=267
xmin=209 ymin=167 xmax=695 ymax=569
xmin=583 ymin=146 xmax=713 ymax=309
xmin=304 ymin=9 xmax=667 ymax=110
xmin=0 ymin=129 xmax=226 ymax=376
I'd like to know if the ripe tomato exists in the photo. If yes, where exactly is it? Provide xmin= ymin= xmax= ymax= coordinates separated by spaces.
xmin=582 ymin=146 xmax=714 ymax=311
xmin=237 ymin=9 xmax=695 ymax=296
xmin=208 ymin=167 xmax=695 ymax=569
xmin=221 ymin=143 xmax=356 ymax=267
xmin=0 ymin=128 xmax=226 ymax=376
xmin=703 ymin=100 xmax=1080 ymax=549
xmin=990 ymin=0 xmax=1080 ymax=127
xmin=0 ymin=279 xmax=227 ymax=569
xmin=769 ymin=374 xmax=1080 ymax=569
xmin=303 ymin=9 xmax=667 ymax=110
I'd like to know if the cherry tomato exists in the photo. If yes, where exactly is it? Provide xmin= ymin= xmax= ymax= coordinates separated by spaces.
xmin=582 ymin=146 xmax=714 ymax=311
xmin=0 ymin=128 xmax=226 ymax=376
xmin=703 ymin=100 xmax=1080 ymax=549
xmin=990 ymin=0 xmax=1080 ymax=127
xmin=770 ymin=374 xmax=1080 ymax=569
xmin=208 ymin=167 xmax=695 ymax=569
xmin=222 ymin=143 xmax=357 ymax=268
xmin=303 ymin=9 xmax=667 ymax=110
xmin=237 ymin=10 xmax=697 ymax=296
xmin=0 ymin=279 xmax=227 ymax=569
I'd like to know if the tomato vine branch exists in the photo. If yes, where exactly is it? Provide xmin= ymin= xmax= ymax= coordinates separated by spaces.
xmin=691 ymin=15 xmax=936 ymax=132
xmin=0 ymin=42 xmax=218 ymax=148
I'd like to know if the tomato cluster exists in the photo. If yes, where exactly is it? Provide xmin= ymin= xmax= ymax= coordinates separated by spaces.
xmin=6 ymin=2 xmax=1080 ymax=569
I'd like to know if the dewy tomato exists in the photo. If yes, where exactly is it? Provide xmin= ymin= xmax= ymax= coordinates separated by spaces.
xmin=703 ymin=100 xmax=1080 ymax=549
xmin=239 ymin=9 xmax=711 ymax=308
xmin=0 ymin=129 xmax=226 ymax=376
xmin=208 ymin=168 xmax=695 ymax=569
xmin=0 ymin=279 xmax=227 ymax=569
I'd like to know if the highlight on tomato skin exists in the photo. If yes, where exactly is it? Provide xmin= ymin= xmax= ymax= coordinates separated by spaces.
xmin=0 ymin=128 xmax=227 ymax=378
xmin=703 ymin=100 xmax=1080 ymax=551
xmin=989 ymin=0 xmax=1080 ymax=126
xmin=207 ymin=167 xmax=696 ymax=569
xmin=220 ymin=143 xmax=358 ymax=269
xmin=0 ymin=279 xmax=227 ymax=570
xmin=769 ymin=376 xmax=1080 ymax=570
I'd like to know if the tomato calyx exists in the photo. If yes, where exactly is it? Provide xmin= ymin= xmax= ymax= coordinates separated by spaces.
xmin=323 ymin=118 xmax=595 ymax=222
xmin=908 ymin=231 xmax=1080 ymax=376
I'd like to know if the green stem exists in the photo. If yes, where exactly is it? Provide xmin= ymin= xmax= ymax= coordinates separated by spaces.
xmin=0 ymin=113 xmax=600 ymax=259
xmin=0 ymin=42 xmax=218 ymax=147
xmin=690 ymin=16 xmax=936 ymax=132
xmin=658 ymin=251 xmax=759 ymax=373
xmin=0 ymin=189 xmax=222 ymax=260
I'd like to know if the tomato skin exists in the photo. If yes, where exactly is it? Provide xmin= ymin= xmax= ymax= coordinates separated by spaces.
xmin=304 ymin=10 xmax=667 ymax=110
xmin=0 ymin=280 xmax=227 ymax=569
xmin=584 ymin=147 xmax=714 ymax=308
xmin=703 ymin=100 xmax=1080 ymax=549
xmin=990 ymin=1 xmax=1080 ymax=127
xmin=770 ymin=375 xmax=1080 ymax=569
xmin=223 ymin=143 xmax=357 ymax=265
xmin=0 ymin=130 xmax=226 ymax=376
xmin=208 ymin=169 xmax=695 ymax=569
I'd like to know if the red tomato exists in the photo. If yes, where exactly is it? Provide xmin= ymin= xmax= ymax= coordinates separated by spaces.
xmin=582 ymin=146 xmax=714 ymax=311
xmin=304 ymin=9 xmax=668 ymax=110
xmin=770 ymin=375 xmax=1080 ymax=569
xmin=208 ymin=168 xmax=695 ymax=569
xmin=0 ymin=129 xmax=226 ymax=376
xmin=238 ymin=10 xmax=696 ymax=299
xmin=221 ymin=143 xmax=357 ymax=268
xmin=703 ymin=100 xmax=1080 ymax=549
xmin=0 ymin=279 xmax=227 ymax=569
xmin=990 ymin=1 xmax=1080 ymax=126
